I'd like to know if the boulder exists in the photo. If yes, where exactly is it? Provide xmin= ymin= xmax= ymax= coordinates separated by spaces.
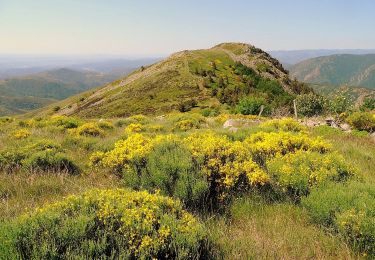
xmin=223 ymin=119 xmax=243 ymax=128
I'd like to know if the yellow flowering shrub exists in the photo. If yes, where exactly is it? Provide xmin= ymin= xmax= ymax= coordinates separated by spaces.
xmin=184 ymin=131 xmax=269 ymax=200
xmin=268 ymin=151 xmax=355 ymax=197
xmin=97 ymin=120 xmax=114 ymax=130
xmin=124 ymin=123 xmax=144 ymax=134
xmin=174 ymin=119 xmax=200 ymax=131
xmin=245 ymin=131 xmax=331 ymax=164
xmin=12 ymin=129 xmax=31 ymax=139
xmin=92 ymin=134 xmax=152 ymax=172
xmin=128 ymin=114 xmax=149 ymax=124
xmin=76 ymin=122 xmax=105 ymax=137
xmin=12 ymin=189 xmax=209 ymax=259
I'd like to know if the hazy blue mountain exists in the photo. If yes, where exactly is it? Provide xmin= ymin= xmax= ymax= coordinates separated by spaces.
xmin=0 ymin=68 xmax=133 ymax=116
xmin=270 ymin=49 xmax=375 ymax=66
xmin=0 ymin=56 xmax=161 ymax=79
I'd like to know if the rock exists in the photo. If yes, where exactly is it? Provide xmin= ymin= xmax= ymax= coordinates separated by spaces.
xmin=325 ymin=117 xmax=339 ymax=128
xmin=223 ymin=119 xmax=243 ymax=128
xmin=371 ymin=132 xmax=375 ymax=142
xmin=339 ymin=123 xmax=351 ymax=132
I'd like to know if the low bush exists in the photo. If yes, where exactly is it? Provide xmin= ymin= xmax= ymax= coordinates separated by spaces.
xmin=97 ymin=120 xmax=114 ymax=130
xmin=244 ymin=131 xmax=331 ymax=166
xmin=346 ymin=112 xmax=375 ymax=132
xmin=124 ymin=123 xmax=144 ymax=134
xmin=23 ymin=150 xmax=79 ymax=175
xmin=12 ymin=129 xmax=31 ymax=139
xmin=267 ymin=151 xmax=354 ymax=199
xmin=76 ymin=123 xmax=105 ymax=137
xmin=236 ymin=96 xmax=268 ymax=115
xmin=174 ymin=119 xmax=200 ymax=131
xmin=295 ymin=93 xmax=325 ymax=117
xmin=124 ymin=139 xmax=209 ymax=209
xmin=302 ymin=182 xmax=375 ymax=256
xmin=50 ymin=116 xmax=81 ymax=129
xmin=201 ymin=108 xmax=220 ymax=117
xmin=8 ymin=189 xmax=210 ymax=259
xmin=0 ymin=150 xmax=26 ymax=173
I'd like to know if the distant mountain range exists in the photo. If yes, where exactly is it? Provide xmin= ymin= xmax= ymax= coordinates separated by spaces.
xmin=0 ymin=57 xmax=160 ymax=116
xmin=289 ymin=54 xmax=375 ymax=89
xmin=0 ymin=56 xmax=161 ymax=79
xmin=0 ymin=68 xmax=128 ymax=116
xmin=270 ymin=49 xmax=375 ymax=67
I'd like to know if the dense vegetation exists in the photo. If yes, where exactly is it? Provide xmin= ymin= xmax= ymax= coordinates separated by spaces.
xmin=0 ymin=111 xmax=374 ymax=259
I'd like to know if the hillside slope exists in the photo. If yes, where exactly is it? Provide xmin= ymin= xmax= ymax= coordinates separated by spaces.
xmin=40 ymin=43 xmax=302 ymax=118
xmin=0 ymin=68 xmax=130 ymax=116
xmin=309 ymin=83 xmax=375 ymax=107
xmin=290 ymin=54 xmax=375 ymax=89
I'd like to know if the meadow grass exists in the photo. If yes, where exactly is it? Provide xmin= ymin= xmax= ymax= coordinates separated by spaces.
xmin=208 ymin=197 xmax=356 ymax=259
xmin=0 ymin=115 xmax=373 ymax=259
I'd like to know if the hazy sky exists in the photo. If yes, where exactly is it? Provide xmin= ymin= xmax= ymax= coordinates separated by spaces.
xmin=1 ymin=0 xmax=374 ymax=56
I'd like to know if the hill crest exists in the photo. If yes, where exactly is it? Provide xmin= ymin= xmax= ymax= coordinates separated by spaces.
xmin=34 ymin=43 xmax=303 ymax=118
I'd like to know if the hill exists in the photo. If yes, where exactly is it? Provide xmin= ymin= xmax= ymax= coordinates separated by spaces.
xmin=289 ymin=54 xmax=375 ymax=89
xmin=0 ymin=68 xmax=132 ymax=116
xmin=310 ymin=83 xmax=375 ymax=107
xmin=38 ymin=43 xmax=304 ymax=118
xmin=270 ymin=49 xmax=375 ymax=67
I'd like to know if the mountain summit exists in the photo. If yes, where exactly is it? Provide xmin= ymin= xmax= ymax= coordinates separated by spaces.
xmin=43 ymin=43 xmax=304 ymax=117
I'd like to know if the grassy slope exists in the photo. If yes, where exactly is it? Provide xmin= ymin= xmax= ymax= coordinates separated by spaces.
xmin=1 ymin=115 xmax=373 ymax=259
xmin=290 ymin=54 xmax=375 ymax=89
xmin=34 ymin=43 xmax=292 ymax=118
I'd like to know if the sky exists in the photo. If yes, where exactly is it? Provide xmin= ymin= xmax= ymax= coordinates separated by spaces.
xmin=0 ymin=0 xmax=374 ymax=56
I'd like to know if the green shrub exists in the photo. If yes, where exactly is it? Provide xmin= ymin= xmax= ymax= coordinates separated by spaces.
xmin=346 ymin=112 xmax=375 ymax=132
xmin=201 ymin=108 xmax=220 ymax=117
xmin=302 ymin=182 xmax=375 ymax=255
xmin=174 ymin=119 xmax=200 ymax=131
xmin=178 ymin=99 xmax=198 ymax=112
xmin=0 ymin=150 xmax=26 ymax=173
xmin=327 ymin=94 xmax=352 ymax=115
xmin=23 ymin=150 xmax=79 ymax=175
xmin=360 ymin=97 xmax=375 ymax=111
xmin=295 ymin=93 xmax=325 ymax=116
xmin=51 ymin=116 xmax=81 ymax=129
xmin=8 ymin=189 xmax=210 ymax=259
xmin=124 ymin=139 xmax=209 ymax=209
xmin=97 ymin=120 xmax=114 ymax=130
xmin=76 ymin=123 xmax=105 ymax=137
xmin=236 ymin=96 xmax=268 ymax=115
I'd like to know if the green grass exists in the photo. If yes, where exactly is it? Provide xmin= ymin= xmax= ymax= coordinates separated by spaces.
xmin=0 ymin=114 xmax=373 ymax=258
xmin=208 ymin=197 xmax=355 ymax=259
